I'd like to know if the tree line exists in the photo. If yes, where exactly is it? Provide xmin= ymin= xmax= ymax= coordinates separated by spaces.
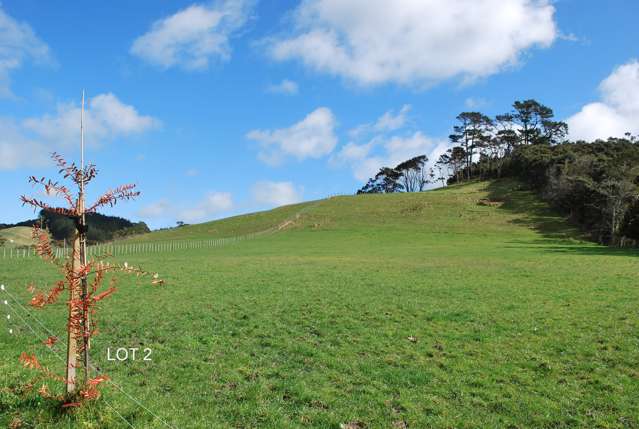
xmin=357 ymin=155 xmax=434 ymax=194
xmin=0 ymin=211 xmax=150 ymax=245
xmin=357 ymin=99 xmax=639 ymax=246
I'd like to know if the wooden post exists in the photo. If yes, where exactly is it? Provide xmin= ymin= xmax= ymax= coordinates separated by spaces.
xmin=79 ymin=90 xmax=91 ymax=384
xmin=66 ymin=232 xmax=81 ymax=393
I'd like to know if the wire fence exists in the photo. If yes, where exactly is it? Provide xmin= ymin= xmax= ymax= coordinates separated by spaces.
xmin=0 ymin=231 xmax=269 ymax=260
xmin=0 ymin=200 xmax=334 ymax=426
xmin=2 ymin=282 xmax=176 ymax=428
xmin=0 ymin=197 xmax=328 ymax=261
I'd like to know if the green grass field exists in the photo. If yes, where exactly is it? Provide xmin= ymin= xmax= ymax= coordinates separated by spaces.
xmin=1 ymin=180 xmax=638 ymax=428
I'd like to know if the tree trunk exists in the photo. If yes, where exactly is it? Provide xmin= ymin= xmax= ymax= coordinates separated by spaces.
xmin=611 ymin=205 xmax=618 ymax=246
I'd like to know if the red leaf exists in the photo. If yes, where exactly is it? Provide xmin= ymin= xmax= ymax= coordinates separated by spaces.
xmin=42 ymin=336 xmax=58 ymax=348
xmin=92 ymin=287 xmax=117 ymax=303
xmin=19 ymin=352 xmax=41 ymax=370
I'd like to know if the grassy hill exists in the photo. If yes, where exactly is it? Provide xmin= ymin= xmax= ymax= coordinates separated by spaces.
xmin=1 ymin=180 xmax=638 ymax=428
xmin=126 ymin=200 xmax=317 ymax=241
xmin=0 ymin=227 xmax=36 ymax=248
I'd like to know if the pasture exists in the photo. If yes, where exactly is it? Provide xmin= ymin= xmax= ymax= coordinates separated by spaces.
xmin=1 ymin=180 xmax=638 ymax=428
xmin=0 ymin=227 xmax=36 ymax=249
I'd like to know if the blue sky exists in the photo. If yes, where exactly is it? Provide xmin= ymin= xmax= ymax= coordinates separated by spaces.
xmin=1 ymin=0 xmax=638 ymax=229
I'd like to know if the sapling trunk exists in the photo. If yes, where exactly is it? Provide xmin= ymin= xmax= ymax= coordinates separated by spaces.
xmin=66 ymin=230 xmax=81 ymax=393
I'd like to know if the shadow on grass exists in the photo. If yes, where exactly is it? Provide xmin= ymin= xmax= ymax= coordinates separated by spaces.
xmin=2 ymin=394 xmax=73 ymax=426
xmin=485 ymin=180 xmax=639 ymax=257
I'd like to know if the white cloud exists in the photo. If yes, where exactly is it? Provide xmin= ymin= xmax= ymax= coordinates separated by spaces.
xmin=91 ymin=93 xmax=160 ymax=134
xmin=138 ymin=199 xmax=173 ymax=219
xmin=267 ymin=0 xmax=557 ymax=87
xmin=179 ymin=191 xmax=233 ymax=222
xmin=252 ymin=181 xmax=302 ymax=206
xmin=558 ymin=32 xmax=580 ymax=43
xmin=0 ymin=5 xmax=52 ymax=97
xmin=247 ymin=107 xmax=338 ymax=165
xmin=346 ymin=132 xmax=448 ymax=181
xmin=130 ymin=0 xmax=253 ymax=70
xmin=140 ymin=192 xmax=233 ymax=223
xmin=0 ymin=118 xmax=49 ymax=170
xmin=464 ymin=97 xmax=489 ymax=110
xmin=23 ymin=93 xmax=160 ymax=146
xmin=0 ymin=93 xmax=159 ymax=170
xmin=567 ymin=60 xmax=639 ymax=141
xmin=333 ymin=139 xmax=377 ymax=164
xmin=374 ymin=104 xmax=411 ymax=132
xmin=332 ymin=105 xmax=449 ymax=182
xmin=385 ymin=133 xmax=446 ymax=167
xmin=267 ymin=79 xmax=299 ymax=95
xmin=349 ymin=105 xmax=411 ymax=138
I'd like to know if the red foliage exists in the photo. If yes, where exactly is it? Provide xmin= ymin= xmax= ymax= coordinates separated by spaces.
xmin=87 ymin=184 xmax=140 ymax=213
xmin=27 ymin=176 xmax=74 ymax=208
xmin=19 ymin=352 xmax=41 ymax=370
xmin=87 ymin=375 xmax=109 ymax=386
xmin=20 ymin=152 xmax=163 ymax=407
xmin=52 ymin=152 xmax=97 ymax=186
xmin=30 ymin=293 xmax=46 ymax=308
xmin=46 ymin=281 xmax=65 ymax=304
xmin=38 ymin=384 xmax=51 ymax=398
xmin=20 ymin=195 xmax=77 ymax=217
xmin=42 ymin=336 xmax=58 ymax=348
xmin=92 ymin=286 xmax=117 ymax=303
xmin=33 ymin=231 xmax=55 ymax=263
xmin=78 ymin=375 xmax=110 ymax=401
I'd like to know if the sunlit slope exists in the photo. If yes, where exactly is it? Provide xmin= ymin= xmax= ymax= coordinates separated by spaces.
xmin=1 ymin=179 xmax=637 ymax=428
xmin=130 ymin=178 xmax=583 ymax=251
xmin=127 ymin=200 xmax=315 ymax=241
xmin=0 ymin=227 xmax=35 ymax=247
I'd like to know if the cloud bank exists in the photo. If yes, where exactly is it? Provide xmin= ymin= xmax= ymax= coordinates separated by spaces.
xmin=0 ymin=93 xmax=159 ymax=170
xmin=267 ymin=0 xmax=557 ymax=86
xmin=567 ymin=60 xmax=639 ymax=141
xmin=252 ymin=181 xmax=303 ymax=206
xmin=131 ymin=0 xmax=254 ymax=70
xmin=0 ymin=5 xmax=52 ymax=97
xmin=247 ymin=107 xmax=338 ymax=165
xmin=139 ymin=191 xmax=234 ymax=223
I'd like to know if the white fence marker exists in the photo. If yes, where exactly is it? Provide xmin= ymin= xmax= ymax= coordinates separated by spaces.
xmin=2 ymin=284 xmax=12 ymax=334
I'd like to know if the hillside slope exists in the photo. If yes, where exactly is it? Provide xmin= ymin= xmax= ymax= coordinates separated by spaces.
xmin=130 ymin=179 xmax=582 ymax=246
xmin=1 ymin=180 xmax=637 ymax=429
xmin=0 ymin=227 xmax=35 ymax=247
xmin=128 ymin=200 xmax=316 ymax=241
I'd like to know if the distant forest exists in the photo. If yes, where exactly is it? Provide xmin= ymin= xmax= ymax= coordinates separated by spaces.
xmin=357 ymin=99 xmax=639 ymax=246
xmin=0 ymin=211 xmax=149 ymax=244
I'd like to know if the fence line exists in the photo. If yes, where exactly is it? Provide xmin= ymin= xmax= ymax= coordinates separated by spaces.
xmin=0 ymin=232 xmax=266 ymax=260
xmin=0 ymin=198 xmax=326 ymax=261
